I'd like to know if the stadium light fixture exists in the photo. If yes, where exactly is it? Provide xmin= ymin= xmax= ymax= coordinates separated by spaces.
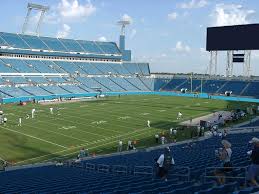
xmin=22 ymin=3 xmax=50 ymax=36
xmin=117 ymin=20 xmax=130 ymax=36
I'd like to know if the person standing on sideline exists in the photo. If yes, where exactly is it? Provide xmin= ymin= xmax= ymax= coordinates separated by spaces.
xmin=161 ymin=136 xmax=166 ymax=145
xmin=3 ymin=117 xmax=7 ymax=126
xmin=118 ymin=140 xmax=123 ymax=152
xmin=169 ymin=128 xmax=173 ymax=135
xmin=155 ymin=134 xmax=159 ymax=143
xmin=177 ymin=112 xmax=183 ymax=120
xmin=50 ymin=107 xmax=53 ymax=114
xmin=31 ymin=108 xmax=35 ymax=119
xmin=147 ymin=120 xmax=151 ymax=128
xmin=156 ymin=147 xmax=175 ymax=181
xmin=18 ymin=117 xmax=22 ymax=126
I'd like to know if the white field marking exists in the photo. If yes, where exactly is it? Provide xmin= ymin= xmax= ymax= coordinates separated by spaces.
xmin=195 ymin=103 xmax=201 ymax=106
xmin=115 ymin=102 xmax=122 ymax=104
xmin=0 ymin=126 xmax=67 ymax=149
xmin=43 ymin=127 xmax=158 ymax=163
xmin=99 ymin=103 xmax=107 ymax=106
xmin=59 ymin=126 xmax=76 ymax=130
xmin=79 ymin=105 xmax=88 ymax=108
xmin=58 ymin=107 xmax=67 ymax=110
xmin=204 ymin=102 xmax=209 ymax=104
xmin=4 ymin=113 xmax=14 ymax=116
xmin=15 ymin=126 xmax=152 ymax=165
xmin=37 ymin=110 xmax=45 ymax=112
xmin=118 ymin=116 xmax=131 ymax=120
xmin=11 ymin=108 xmax=114 ymax=137
xmin=158 ymin=110 xmax=166 ymax=112
xmin=140 ymin=113 xmax=150 ymax=116
xmin=184 ymin=105 xmax=190 ymax=108
xmin=143 ymin=99 xmax=148 ymax=101
xmin=91 ymin=120 xmax=107 ymax=125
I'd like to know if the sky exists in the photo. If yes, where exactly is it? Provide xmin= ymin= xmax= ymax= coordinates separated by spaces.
xmin=0 ymin=0 xmax=259 ymax=75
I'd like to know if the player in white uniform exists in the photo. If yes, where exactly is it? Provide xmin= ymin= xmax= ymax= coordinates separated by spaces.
xmin=31 ymin=109 xmax=35 ymax=119
xmin=147 ymin=120 xmax=151 ymax=128
xmin=18 ymin=118 xmax=22 ymax=126
xmin=177 ymin=112 xmax=183 ymax=120
xmin=3 ymin=117 xmax=7 ymax=126
xmin=50 ymin=107 xmax=53 ymax=114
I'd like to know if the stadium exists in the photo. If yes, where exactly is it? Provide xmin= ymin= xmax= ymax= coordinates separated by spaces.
xmin=0 ymin=1 xmax=259 ymax=194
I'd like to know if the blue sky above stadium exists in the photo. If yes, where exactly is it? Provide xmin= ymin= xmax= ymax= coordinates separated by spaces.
xmin=1 ymin=0 xmax=259 ymax=75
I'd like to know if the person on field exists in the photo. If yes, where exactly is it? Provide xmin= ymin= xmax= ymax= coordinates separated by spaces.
xmin=78 ymin=148 xmax=86 ymax=159
xmin=177 ymin=112 xmax=183 ymax=120
xmin=155 ymin=134 xmax=159 ymax=143
xmin=31 ymin=108 xmax=35 ymax=119
xmin=118 ymin=140 xmax=123 ymax=152
xmin=3 ymin=117 xmax=7 ymax=126
xmin=161 ymin=136 xmax=166 ymax=145
xmin=50 ymin=107 xmax=53 ymax=114
xmin=147 ymin=120 xmax=151 ymax=128
xmin=156 ymin=147 xmax=175 ymax=181
xmin=18 ymin=117 xmax=22 ymax=126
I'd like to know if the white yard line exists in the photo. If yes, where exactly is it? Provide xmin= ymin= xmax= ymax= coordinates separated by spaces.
xmin=0 ymin=126 xmax=67 ymax=149
xmin=15 ymin=127 xmax=152 ymax=165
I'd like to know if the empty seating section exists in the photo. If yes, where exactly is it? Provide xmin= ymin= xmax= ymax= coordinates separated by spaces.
xmin=5 ymin=77 xmax=27 ymax=84
xmin=108 ymin=63 xmax=131 ymax=75
xmin=123 ymin=62 xmax=142 ymax=74
xmin=140 ymin=77 xmax=154 ymax=90
xmin=22 ymin=86 xmax=52 ymax=96
xmin=77 ymin=77 xmax=110 ymax=92
xmin=77 ymin=62 xmax=103 ymax=75
xmin=0 ymin=32 xmax=29 ymax=49
xmin=60 ymin=85 xmax=87 ymax=94
xmin=58 ymin=38 xmax=84 ymax=52
xmin=54 ymin=61 xmax=85 ymax=74
xmin=0 ymin=86 xmax=31 ymax=97
xmin=76 ymin=40 xmax=103 ymax=54
xmin=40 ymin=85 xmax=71 ymax=95
xmin=95 ymin=42 xmax=120 ymax=54
xmin=27 ymin=77 xmax=48 ymax=84
xmin=92 ymin=62 xmax=117 ymax=74
xmin=219 ymin=81 xmax=248 ymax=95
xmin=242 ymin=82 xmax=259 ymax=97
xmin=94 ymin=77 xmax=125 ymax=91
xmin=1 ymin=58 xmax=38 ymax=73
xmin=25 ymin=60 xmax=59 ymax=73
xmin=39 ymin=36 xmax=67 ymax=51
xmin=0 ymin=60 xmax=17 ymax=73
xmin=161 ymin=78 xmax=252 ymax=96
xmin=125 ymin=77 xmax=149 ymax=91
xmin=48 ymin=77 xmax=67 ymax=83
xmin=138 ymin=63 xmax=150 ymax=75
xmin=19 ymin=34 xmax=49 ymax=50
xmin=41 ymin=60 xmax=67 ymax=73
xmin=110 ymin=77 xmax=139 ymax=91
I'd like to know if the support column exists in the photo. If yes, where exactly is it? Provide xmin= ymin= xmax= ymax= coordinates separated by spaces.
xmin=209 ymin=51 xmax=217 ymax=76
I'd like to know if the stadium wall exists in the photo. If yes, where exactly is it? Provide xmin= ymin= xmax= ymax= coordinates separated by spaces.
xmin=2 ymin=91 xmax=259 ymax=104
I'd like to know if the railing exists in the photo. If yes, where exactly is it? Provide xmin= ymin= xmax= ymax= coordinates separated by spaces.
xmin=204 ymin=166 xmax=247 ymax=185
xmin=134 ymin=166 xmax=153 ymax=176
xmin=171 ymin=166 xmax=191 ymax=182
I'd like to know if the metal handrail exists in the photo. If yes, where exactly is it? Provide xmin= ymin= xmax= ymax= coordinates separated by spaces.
xmin=204 ymin=166 xmax=247 ymax=185
xmin=134 ymin=166 xmax=153 ymax=176
xmin=171 ymin=166 xmax=191 ymax=181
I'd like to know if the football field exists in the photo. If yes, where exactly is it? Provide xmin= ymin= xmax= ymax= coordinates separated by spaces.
xmin=0 ymin=95 xmax=251 ymax=165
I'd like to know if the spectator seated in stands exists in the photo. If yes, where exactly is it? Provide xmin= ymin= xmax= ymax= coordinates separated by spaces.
xmin=214 ymin=140 xmax=233 ymax=184
xmin=247 ymin=137 xmax=259 ymax=186
xmin=156 ymin=147 xmax=175 ymax=182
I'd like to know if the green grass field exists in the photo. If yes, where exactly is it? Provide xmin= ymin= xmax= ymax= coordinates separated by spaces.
xmin=0 ymin=95 xmax=254 ymax=165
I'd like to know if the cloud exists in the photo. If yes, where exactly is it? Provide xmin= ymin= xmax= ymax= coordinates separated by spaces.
xmin=174 ymin=41 xmax=191 ymax=52
xmin=98 ymin=36 xmax=107 ymax=41
xmin=168 ymin=12 xmax=178 ymax=21
xmin=121 ymin=14 xmax=133 ymax=24
xmin=179 ymin=0 xmax=208 ymax=9
xmin=56 ymin=24 xmax=71 ymax=38
xmin=212 ymin=4 xmax=255 ymax=26
xmin=57 ymin=0 xmax=96 ymax=20
xmin=130 ymin=29 xmax=137 ymax=39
